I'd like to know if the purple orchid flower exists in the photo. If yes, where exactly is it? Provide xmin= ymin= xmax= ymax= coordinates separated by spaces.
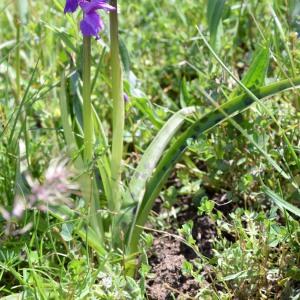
xmin=64 ymin=0 xmax=115 ymax=38
xmin=64 ymin=0 xmax=79 ymax=13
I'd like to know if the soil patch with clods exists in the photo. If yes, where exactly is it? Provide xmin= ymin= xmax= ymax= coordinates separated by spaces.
xmin=147 ymin=235 xmax=199 ymax=300
xmin=146 ymin=195 xmax=229 ymax=299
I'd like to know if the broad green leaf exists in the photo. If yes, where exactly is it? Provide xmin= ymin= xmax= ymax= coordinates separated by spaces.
xmin=121 ymin=107 xmax=198 ymax=247
xmin=59 ymin=74 xmax=84 ymax=171
xmin=132 ymin=97 xmax=164 ymax=128
xmin=91 ymin=47 xmax=108 ymax=94
xmin=127 ymin=106 xmax=197 ymax=206
xmin=61 ymin=72 xmax=111 ymax=205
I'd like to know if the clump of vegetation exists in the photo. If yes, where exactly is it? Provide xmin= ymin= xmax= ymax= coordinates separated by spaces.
xmin=181 ymin=200 xmax=300 ymax=299
xmin=1 ymin=0 xmax=300 ymax=298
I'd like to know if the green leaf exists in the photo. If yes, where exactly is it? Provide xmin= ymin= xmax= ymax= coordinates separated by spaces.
xmin=206 ymin=0 xmax=226 ymax=48
xmin=119 ymin=38 xmax=131 ymax=75
xmin=60 ymin=74 xmax=105 ymax=244
xmin=263 ymin=186 xmax=300 ymax=218
xmin=198 ymin=199 xmax=215 ymax=216
xmin=44 ymin=22 xmax=77 ymax=53
xmin=127 ymin=106 xmax=197 ymax=206
xmin=49 ymin=205 xmax=107 ymax=257
xmin=180 ymin=77 xmax=189 ymax=108
xmin=132 ymin=97 xmax=164 ymax=128
xmin=127 ymin=76 xmax=300 ymax=256
xmin=64 ymin=71 xmax=112 ymax=204
xmin=224 ymin=270 xmax=248 ymax=281
xmin=59 ymin=74 xmax=84 ymax=171
xmin=60 ymin=223 xmax=74 ymax=242
xmin=114 ymin=106 xmax=198 ymax=250
xmin=230 ymin=46 xmax=270 ymax=98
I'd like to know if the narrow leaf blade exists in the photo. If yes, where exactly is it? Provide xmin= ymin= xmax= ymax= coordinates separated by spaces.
xmin=263 ymin=186 xmax=300 ymax=217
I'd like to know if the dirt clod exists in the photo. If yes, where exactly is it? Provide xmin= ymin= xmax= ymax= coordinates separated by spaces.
xmin=147 ymin=236 xmax=199 ymax=300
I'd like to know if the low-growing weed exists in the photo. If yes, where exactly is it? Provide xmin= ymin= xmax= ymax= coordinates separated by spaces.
xmin=181 ymin=199 xmax=300 ymax=299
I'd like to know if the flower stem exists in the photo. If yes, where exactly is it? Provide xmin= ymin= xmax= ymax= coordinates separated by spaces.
xmin=16 ymin=19 xmax=21 ymax=104
xmin=82 ymin=36 xmax=94 ymax=163
xmin=14 ymin=9 xmax=25 ymax=129
xmin=15 ymin=0 xmax=28 ymax=102
xmin=82 ymin=36 xmax=105 ymax=240
xmin=110 ymin=0 xmax=124 ymax=212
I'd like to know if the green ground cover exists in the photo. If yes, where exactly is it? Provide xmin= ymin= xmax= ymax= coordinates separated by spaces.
xmin=1 ymin=0 xmax=300 ymax=299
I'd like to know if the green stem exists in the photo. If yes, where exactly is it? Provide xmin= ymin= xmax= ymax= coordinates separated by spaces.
xmin=82 ymin=37 xmax=103 ymax=239
xmin=49 ymin=205 xmax=106 ymax=257
xmin=110 ymin=0 xmax=124 ymax=212
xmin=82 ymin=36 xmax=94 ymax=163
xmin=16 ymin=20 xmax=21 ymax=104
xmin=60 ymin=73 xmax=105 ymax=247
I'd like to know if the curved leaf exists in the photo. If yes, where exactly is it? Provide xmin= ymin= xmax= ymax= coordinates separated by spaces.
xmin=263 ymin=186 xmax=300 ymax=217
xmin=127 ymin=76 xmax=300 ymax=255
xmin=127 ymin=106 xmax=198 ymax=206
xmin=117 ymin=107 xmax=198 ymax=247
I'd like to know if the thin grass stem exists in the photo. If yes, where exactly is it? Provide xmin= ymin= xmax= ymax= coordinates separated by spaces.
xmin=82 ymin=36 xmax=94 ymax=163
xmin=15 ymin=19 xmax=21 ymax=104
xmin=110 ymin=0 xmax=124 ymax=213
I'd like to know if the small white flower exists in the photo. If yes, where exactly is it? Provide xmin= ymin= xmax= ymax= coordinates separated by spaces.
xmin=101 ymin=276 xmax=112 ymax=289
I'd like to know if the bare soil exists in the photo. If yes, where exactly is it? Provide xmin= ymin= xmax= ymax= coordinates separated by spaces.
xmin=146 ymin=193 xmax=232 ymax=299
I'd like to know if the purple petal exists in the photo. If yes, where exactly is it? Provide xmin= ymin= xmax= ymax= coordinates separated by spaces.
xmin=124 ymin=93 xmax=129 ymax=102
xmin=64 ymin=0 xmax=79 ymax=13
xmin=80 ymin=11 xmax=104 ymax=37
xmin=79 ymin=0 xmax=115 ymax=14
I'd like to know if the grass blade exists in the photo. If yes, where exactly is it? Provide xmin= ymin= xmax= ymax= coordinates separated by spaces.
xmin=230 ymin=46 xmax=270 ymax=98
xmin=207 ymin=0 xmax=225 ymax=49
xmin=263 ymin=186 xmax=300 ymax=217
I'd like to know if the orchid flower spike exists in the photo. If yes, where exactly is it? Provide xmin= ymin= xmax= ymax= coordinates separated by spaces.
xmin=64 ymin=0 xmax=115 ymax=39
